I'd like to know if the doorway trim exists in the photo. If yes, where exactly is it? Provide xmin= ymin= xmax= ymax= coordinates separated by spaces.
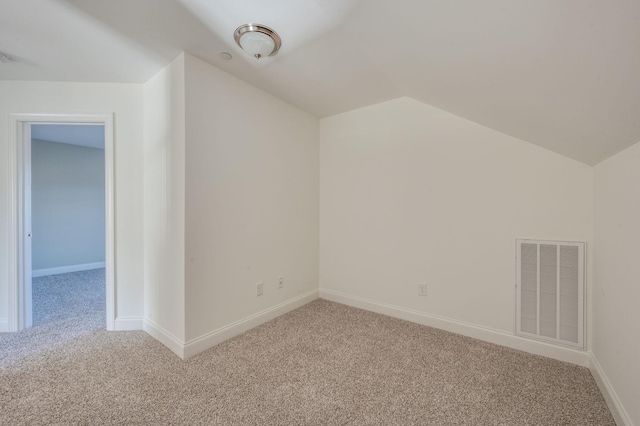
xmin=8 ymin=113 xmax=115 ymax=331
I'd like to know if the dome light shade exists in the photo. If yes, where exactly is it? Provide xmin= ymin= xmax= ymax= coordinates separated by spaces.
xmin=234 ymin=24 xmax=281 ymax=59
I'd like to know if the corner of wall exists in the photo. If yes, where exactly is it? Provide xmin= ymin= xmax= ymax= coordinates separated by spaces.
xmin=143 ymin=317 xmax=186 ymax=359
xmin=141 ymin=290 xmax=319 ymax=361
xmin=590 ymin=354 xmax=635 ymax=426
xmin=142 ymin=52 xmax=187 ymax=345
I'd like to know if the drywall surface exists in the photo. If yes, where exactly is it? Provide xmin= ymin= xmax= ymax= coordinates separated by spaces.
xmin=143 ymin=54 xmax=186 ymax=342
xmin=0 ymin=81 xmax=144 ymax=323
xmin=319 ymin=97 xmax=593 ymax=334
xmin=31 ymin=139 xmax=105 ymax=271
xmin=593 ymin=141 xmax=640 ymax=425
xmin=183 ymin=54 xmax=319 ymax=341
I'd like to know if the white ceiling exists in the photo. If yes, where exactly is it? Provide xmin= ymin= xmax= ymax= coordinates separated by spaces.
xmin=1 ymin=0 xmax=639 ymax=165
xmin=31 ymin=124 xmax=105 ymax=150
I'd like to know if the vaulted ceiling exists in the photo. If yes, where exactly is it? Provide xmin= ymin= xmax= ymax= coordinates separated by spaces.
xmin=2 ymin=0 xmax=639 ymax=165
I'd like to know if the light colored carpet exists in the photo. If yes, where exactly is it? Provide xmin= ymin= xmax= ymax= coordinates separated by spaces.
xmin=0 ymin=268 xmax=105 ymax=369
xmin=1 ymin=276 xmax=614 ymax=425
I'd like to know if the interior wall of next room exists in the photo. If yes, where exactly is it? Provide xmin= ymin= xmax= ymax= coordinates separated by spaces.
xmin=31 ymin=139 xmax=105 ymax=273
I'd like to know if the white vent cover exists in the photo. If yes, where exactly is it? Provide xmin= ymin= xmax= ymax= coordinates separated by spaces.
xmin=516 ymin=239 xmax=585 ymax=348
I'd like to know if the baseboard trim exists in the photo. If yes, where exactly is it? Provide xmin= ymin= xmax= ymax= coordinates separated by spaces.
xmin=143 ymin=318 xmax=186 ymax=359
xmin=0 ymin=319 xmax=8 ymax=332
xmin=114 ymin=316 xmax=143 ymax=331
xmin=183 ymin=290 xmax=319 ymax=359
xmin=319 ymin=289 xmax=590 ymax=367
xmin=590 ymin=354 xmax=634 ymax=426
xmin=33 ymin=262 xmax=106 ymax=277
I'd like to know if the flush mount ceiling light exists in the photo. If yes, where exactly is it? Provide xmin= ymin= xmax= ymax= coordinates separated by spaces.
xmin=234 ymin=23 xmax=281 ymax=60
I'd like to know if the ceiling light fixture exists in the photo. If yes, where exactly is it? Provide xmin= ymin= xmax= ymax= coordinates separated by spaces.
xmin=234 ymin=23 xmax=281 ymax=60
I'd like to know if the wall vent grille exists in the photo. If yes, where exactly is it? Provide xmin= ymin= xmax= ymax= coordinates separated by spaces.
xmin=516 ymin=239 xmax=585 ymax=349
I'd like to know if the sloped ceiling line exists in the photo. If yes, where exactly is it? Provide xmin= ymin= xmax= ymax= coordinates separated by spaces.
xmin=1 ymin=0 xmax=639 ymax=165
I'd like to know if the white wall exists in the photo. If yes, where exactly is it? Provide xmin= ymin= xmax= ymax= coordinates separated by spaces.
xmin=320 ymin=97 xmax=593 ymax=335
xmin=0 ymin=81 xmax=144 ymax=325
xmin=143 ymin=54 xmax=186 ymax=343
xmin=593 ymin=141 xmax=640 ymax=425
xmin=31 ymin=139 xmax=105 ymax=271
xmin=183 ymin=54 xmax=319 ymax=342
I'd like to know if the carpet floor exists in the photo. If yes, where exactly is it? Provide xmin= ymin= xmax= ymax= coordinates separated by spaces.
xmin=1 ymin=275 xmax=614 ymax=425
xmin=0 ymin=268 xmax=105 ymax=369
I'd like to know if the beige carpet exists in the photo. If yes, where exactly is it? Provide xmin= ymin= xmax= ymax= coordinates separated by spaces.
xmin=1 ymin=298 xmax=614 ymax=425
xmin=0 ymin=269 xmax=106 ymax=368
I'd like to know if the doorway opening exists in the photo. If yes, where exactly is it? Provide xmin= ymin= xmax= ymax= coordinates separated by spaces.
xmin=8 ymin=114 xmax=115 ymax=332
xmin=31 ymin=124 xmax=106 ymax=328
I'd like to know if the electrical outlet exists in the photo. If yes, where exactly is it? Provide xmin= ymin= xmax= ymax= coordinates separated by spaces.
xmin=256 ymin=282 xmax=263 ymax=296
xmin=418 ymin=283 xmax=428 ymax=296
xmin=278 ymin=276 xmax=284 ymax=289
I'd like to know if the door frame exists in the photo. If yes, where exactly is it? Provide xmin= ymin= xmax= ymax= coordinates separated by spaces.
xmin=8 ymin=113 xmax=115 ymax=331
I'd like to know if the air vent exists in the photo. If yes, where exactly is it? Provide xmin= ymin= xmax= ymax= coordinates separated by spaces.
xmin=516 ymin=239 xmax=585 ymax=348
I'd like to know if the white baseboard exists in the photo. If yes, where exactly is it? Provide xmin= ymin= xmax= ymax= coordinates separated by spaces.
xmin=319 ymin=289 xmax=590 ymax=367
xmin=183 ymin=290 xmax=319 ymax=359
xmin=33 ymin=261 xmax=106 ymax=277
xmin=590 ymin=354 xmax=634 ymax=426
xmin=143 ymin=318 xmax=186 ymax=359
xmin=0 ymin=318 xmax=8 ymax=332
xmin=114 ymin=316 xmax=143 ymax=331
